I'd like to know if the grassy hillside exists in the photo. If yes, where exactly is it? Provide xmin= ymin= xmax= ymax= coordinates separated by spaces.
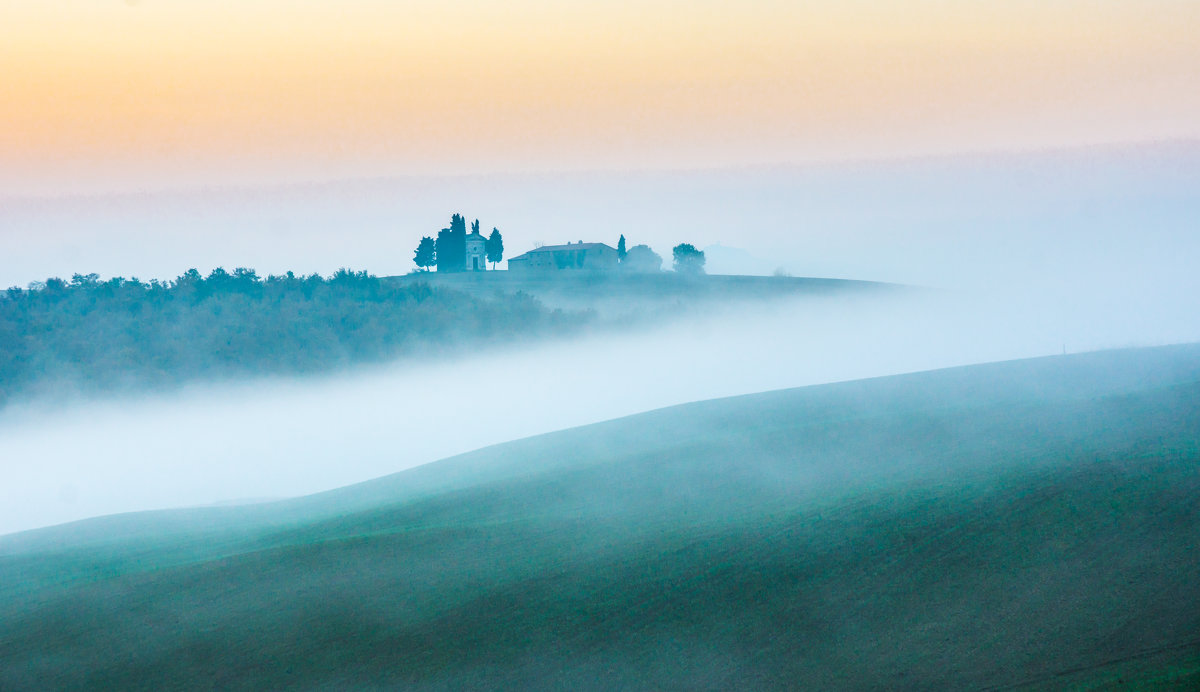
xmin=2 ymin=345 xmax=1199 ymax=690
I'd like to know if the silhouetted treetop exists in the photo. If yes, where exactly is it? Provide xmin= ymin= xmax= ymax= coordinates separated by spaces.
xmin=413 ymin=236 xmax=436 ymax=272
xmin=436 ymin=214 xmax=469 ymax=273
xmin=672 ymin=244 xmax=706 ymax=275
xmin=486 ymin=228 xmax=504 ymax=269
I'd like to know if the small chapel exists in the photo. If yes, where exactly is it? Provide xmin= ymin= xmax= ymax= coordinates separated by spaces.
xmin=464 ymin=225 xmax=487 ymax=272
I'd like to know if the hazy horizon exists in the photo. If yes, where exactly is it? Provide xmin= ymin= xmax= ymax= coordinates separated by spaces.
xmin=3 ymin=139 xmax=1197 ymax=289
xmin=3 ymin=137 xmax=1194 ymax=201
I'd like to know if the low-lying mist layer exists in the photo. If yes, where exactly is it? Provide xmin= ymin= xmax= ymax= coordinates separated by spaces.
xmin=1 ymin=281 xmax=1196 ymax=536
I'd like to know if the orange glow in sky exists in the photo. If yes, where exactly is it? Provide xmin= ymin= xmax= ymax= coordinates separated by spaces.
xmin=2 ymin=1 xmax=1198 ymax=193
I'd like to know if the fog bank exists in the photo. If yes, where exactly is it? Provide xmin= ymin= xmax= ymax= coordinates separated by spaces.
xmin=2 ymin=276 xmax=1197 ymax=535
xmin=1 ymin=141 xmax=1197 ymax=534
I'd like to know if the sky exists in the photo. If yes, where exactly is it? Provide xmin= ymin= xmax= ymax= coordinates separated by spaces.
xmin=2 ymin=1 xmax=1199 ymax=194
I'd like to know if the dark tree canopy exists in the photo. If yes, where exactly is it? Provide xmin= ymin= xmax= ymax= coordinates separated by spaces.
xmin=622 ymin=245 xmax=662 ymax=273
xmin=617 ymin=235 xmax=627 ymax=261
xmin=672 ymin=244 xmax=706 ymax=275
xmin=436 ymin=214 xmax=468 ymax=273
xmin=0 ymin=268 xmax=584 ymax=408
xmin=486 ymin=228 xmax=504 ymax=269
xmin=413 ymin=236 xmax=436 ymax=271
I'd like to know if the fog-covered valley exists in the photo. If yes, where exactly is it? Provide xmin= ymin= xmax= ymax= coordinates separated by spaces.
xmin=2 ymin=272 xmax=1197 ymax=535
xmin=2 ymin=136 xmax=1198 ymax=692
xmin=7 ymin=0 xmax=1200 ymax=685
xmin=0 ymin=143 xmax=1197 ymax=534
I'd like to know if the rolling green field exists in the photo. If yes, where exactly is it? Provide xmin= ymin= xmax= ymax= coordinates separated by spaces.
xmin=2 ymin=345 xmax=1199 ymax=690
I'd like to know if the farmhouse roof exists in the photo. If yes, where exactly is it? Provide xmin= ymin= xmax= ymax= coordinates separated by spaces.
xmin=509 ymin=242 xmax=616 ymax=260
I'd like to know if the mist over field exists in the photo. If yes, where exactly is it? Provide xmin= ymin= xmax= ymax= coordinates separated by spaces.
xmin=7 ymin=82 xmax=1200 ymax=692
xmin=5 ymin=0 xmax=1200 ymax=686
xmin=0 ymin=142 xmax=1196 ymax=554
xmin=1 ymin=144 xmax=1199 ymax=534
xmin=1 ymin=263 xmax=1197 ymax=536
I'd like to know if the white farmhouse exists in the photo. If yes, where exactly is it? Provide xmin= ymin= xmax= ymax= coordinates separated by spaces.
xmin=507 ymin=242 xmax=619 ymax=273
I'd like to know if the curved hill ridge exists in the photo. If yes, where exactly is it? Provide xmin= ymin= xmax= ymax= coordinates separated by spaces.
xmin=2 ymin=345 xmax=1199 ymax=689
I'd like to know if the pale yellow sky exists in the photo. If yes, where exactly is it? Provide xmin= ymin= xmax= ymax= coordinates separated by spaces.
xmin=2 ymin=1 xmax=1198 ymax=193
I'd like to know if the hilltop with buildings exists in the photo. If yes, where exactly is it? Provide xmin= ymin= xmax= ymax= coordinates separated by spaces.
xmin=0 ymin=216 xmax=892 ymax=408
xmin=411 ymin=214 xmax=704 ymax=277
xmin=400 ymin=214 xmax=892 ymax=316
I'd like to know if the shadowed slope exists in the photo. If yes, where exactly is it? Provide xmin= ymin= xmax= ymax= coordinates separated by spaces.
xmin=2 ymin=345 xmax=1199 ymax=689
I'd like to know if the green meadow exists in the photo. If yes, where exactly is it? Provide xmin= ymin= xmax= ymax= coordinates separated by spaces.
xmin=2 ymin=345 xmax=1199 ymax=690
